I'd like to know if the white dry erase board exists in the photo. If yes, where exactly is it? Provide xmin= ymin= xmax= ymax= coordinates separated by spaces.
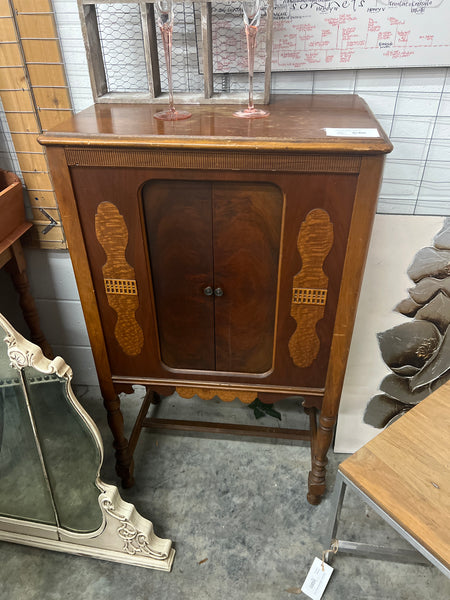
xmin=266 ymin=0 xmax=449 ymax=71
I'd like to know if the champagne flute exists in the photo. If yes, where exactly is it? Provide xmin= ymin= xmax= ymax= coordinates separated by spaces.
xmin=234 ymin=0 xmax=269 ymax=119
xmin=154 ymin=0 xmax=191 ymax=121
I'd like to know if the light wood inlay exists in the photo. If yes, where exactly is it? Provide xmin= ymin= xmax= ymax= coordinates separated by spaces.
xmin=95 ymin=202 xmax=144 ymax=356
xmin=289 ymin=209 xmax=334 ymax=368
xmin=104 ymin=278 xmax=138 ymax=295
xmin=177 ymin=387 xmax=258 ymax=404
xmin=292 ymin=288 xmax=328 ymax=305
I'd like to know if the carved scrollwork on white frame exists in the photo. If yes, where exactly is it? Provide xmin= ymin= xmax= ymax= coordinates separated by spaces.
xmin=3 ymin=327 xmax=72 ymax=379
xmin=4 ymin=333 xmax=35 ymax=369
xmin=101 ymin=497 xmax=170 ymax=561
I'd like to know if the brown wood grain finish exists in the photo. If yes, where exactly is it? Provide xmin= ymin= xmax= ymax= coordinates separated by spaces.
xmin=144 ymin=180 xmax=282 ymax=374
xmin=0 ymin=171 xmax=24 ymax=241
xmin=143 ymin=180 xmax=215 ymax=370
xmin=40 ymin=96 xmax=392 ymax=502
xmin=64 ymin=147 xmax=362 ymax=173
xmin=289 ymin=209 xmax=334 ymax=368
xmin=69 ymin=168 xmax=355 ymax=391
xmin=95 ymin=202 xmax=144 ymax=357
xmin=307 ymin=155 xmax=385 ymax=504
xmin=212 ymin=182 xmax=282 ymax=373
xmin=273 ymin=173 xmax=357 ymax=390
xmin=0 ymin=169 xmax=53 ymax=358
xmin=341 ymin=382 xmax=450 ymax=569
xmin=41 ymin=95 xmax=392 ymax=154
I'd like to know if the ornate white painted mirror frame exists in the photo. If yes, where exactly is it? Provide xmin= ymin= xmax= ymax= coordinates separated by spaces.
xmin=0 ymin=313 xmax=174 ymax=571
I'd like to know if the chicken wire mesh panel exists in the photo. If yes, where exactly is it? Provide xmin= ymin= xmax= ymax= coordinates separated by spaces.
xmin=155 ymin=2 xmax=203 ymax=94
xmin=80 ymin=1 xmax=271 ymax=100
xmin=153 ymin=2 xmax=267 ymax=97
xmin=97 ymin=3 xmax=149 ymax=93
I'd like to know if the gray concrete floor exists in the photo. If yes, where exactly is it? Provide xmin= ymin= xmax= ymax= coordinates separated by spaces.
xmin=1 ymin=386 xmax=449 ymax=600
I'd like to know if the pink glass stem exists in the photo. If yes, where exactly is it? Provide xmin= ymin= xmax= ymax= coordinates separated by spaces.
xmin=245 ymin=24 xmax=258 ymax=111
xmin=160 ymin=23 xmax=175 ymax=114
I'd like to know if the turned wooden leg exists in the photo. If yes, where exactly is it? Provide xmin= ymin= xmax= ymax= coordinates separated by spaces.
xmin=307 ymin=414 xmax=336 ymax=505
xmin=7 ymin=240 xmax=54 ymax=359
xmin=102 ymin=387 xmax=134 ymax=488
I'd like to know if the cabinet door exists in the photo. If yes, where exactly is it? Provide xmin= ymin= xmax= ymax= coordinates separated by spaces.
xmin=213 ymin=182 xmax=283 ymax=374
xmin=143 ymin=180 xmax=215 ymax=370
xmin=143 ymin=179 xmax=283 ymax=375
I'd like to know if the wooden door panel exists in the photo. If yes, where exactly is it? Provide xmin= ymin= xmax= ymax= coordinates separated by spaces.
xmin=69 ymin=167 xmax=163 ymax=376
xmin=271 ymin=172 xmax=358 ymax=389
xmin=212 ymin=182 xmax=283 ymax=373
xmin=143 ymin=180 xmax=215 ymax=370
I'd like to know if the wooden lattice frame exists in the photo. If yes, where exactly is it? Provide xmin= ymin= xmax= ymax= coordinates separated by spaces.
xmin=78 ymin=0 xmax=273 ymax=105
xmin=0 ymin=0 xmax=71 ymax=249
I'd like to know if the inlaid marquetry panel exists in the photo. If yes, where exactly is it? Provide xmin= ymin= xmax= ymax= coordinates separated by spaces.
xmin=95 ymin=202 xmax=144 ymax=356
xmin=176 ymin=387 xmax=258 ymax=404
xmin=289 ymin=209 xmax=334 ymax=368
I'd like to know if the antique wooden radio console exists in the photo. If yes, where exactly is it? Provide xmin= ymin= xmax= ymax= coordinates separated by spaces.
xmin=41 ymin=95 xmax=392 ymax=504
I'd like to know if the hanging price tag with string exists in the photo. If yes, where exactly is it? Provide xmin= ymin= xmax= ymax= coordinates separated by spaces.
xmin=301 ymin=543 xmax=338 ymax=600
xmin=301 ymin=557 xmax=334 ymax=600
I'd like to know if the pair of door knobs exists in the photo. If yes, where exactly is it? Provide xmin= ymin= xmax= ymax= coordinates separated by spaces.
xmin=203 ymin=286 xmax=223 ymax=297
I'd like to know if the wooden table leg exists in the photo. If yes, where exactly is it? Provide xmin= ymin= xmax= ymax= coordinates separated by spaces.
xmin=307 ymin=413 xmax=336 ymax=505
xmin=101 ymin=383 xmax=135 ymax=488
xmin=6 ymin=239 xmax=53 ymax=359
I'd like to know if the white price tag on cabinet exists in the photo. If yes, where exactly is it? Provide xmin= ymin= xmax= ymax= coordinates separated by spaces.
xmin=324 ymin=128 xmax=380 ymax=137
xmin=301 ymin=557 xmax=334 ymax=600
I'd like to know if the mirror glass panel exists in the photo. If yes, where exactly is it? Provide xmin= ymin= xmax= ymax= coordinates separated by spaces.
xmin=22 ymin=366 xmax=104 ymax=533
xmin=0 ymin=325 xmax=56 ymax=525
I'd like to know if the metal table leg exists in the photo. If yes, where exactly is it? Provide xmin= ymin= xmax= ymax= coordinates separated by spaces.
xmin=323 ymin=469 xmax=445 ymax=572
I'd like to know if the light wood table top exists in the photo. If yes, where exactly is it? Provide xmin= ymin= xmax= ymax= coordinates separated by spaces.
xmin=340 ymin=381 xmax=450 ymax=570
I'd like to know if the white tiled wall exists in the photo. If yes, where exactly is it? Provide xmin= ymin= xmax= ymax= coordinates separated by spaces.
xmin=275 ymin=67 xmax=450 ymax=216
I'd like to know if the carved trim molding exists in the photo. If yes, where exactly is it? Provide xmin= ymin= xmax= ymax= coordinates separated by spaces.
xmin=66 ymin=148 xmax=361 ymax=174
xmin=101 ymin=496 xmax=170 ymax=560
xmin=176 ymin=386 xmax=258 ymax=405
xmin=289 ymin=209 xmax=334 ymax=368
xmin=4 ymin=330 xmax=71 ymax=379
xmin=95 ymin=202 xmax=144 ymax=356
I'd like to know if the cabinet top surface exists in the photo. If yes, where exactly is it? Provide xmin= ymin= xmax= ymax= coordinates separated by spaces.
xmin=40 ymin=95 xmax=392 ymax=154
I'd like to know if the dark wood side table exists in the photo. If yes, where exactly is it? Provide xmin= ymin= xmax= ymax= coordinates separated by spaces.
xmin=40 ymin=95 xmax=392 ymax=504
xmin=0 ymin=170 xmax=53 ymax=359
